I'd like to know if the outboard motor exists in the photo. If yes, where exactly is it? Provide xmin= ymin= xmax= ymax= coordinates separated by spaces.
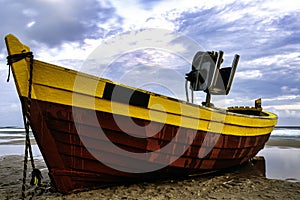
xmin=185 ymin=51 xmax=239 ymax=106
xmin=185 ymin=51 xmax=219 ymax=92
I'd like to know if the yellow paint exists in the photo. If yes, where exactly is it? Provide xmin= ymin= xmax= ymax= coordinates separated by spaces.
xmin=5 ymin=34 xmax=278 ymax=136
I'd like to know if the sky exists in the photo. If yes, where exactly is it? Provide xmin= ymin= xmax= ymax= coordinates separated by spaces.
xmin=0 ymin=0 xmax=299 ymax=127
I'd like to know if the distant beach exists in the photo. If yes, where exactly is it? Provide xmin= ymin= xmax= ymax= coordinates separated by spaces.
xmin=0 ymin=127 xmax=300 ymax=199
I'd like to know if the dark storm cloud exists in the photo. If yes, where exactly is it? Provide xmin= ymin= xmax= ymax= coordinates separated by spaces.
xmin=0 ymin=0 xmax=123 ymax=48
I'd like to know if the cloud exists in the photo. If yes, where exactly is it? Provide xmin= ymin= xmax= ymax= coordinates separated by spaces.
xmin=281 ymin=86 xmax=299 ymax=94
xmin=0 ymin=0 xmax=123 ymax=48
xmin=235 ymin=70 xmax=263 ymax=80
xmin=77 ymin=29 xmax=203 ymax=101
xmin=97 ymin=48 xmax=188 ymax=99
xmin=263 ymin=95 xmax=300 ymax=103
xmin=0 ymin=0 xmax=300 ymax=126
xmin=268 ymin=104 xmax=300 ymax=110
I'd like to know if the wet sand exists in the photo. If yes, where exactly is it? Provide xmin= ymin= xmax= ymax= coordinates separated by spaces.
xmin=1 ymin=139 xmax=300 ymax=199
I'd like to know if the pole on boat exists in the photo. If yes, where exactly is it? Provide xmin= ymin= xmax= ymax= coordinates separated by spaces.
xmin=203 ymin=93 xmax=212 ymax=107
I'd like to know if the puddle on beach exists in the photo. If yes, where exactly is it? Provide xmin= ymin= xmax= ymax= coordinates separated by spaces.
xmin=258 ymin=146 xmax=300 ymax=182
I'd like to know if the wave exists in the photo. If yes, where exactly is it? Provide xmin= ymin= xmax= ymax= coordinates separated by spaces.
xmin=0 ymin=128 xmax=25 ymax=132
xmin=271 ymin=128 xmax=300 ymax=138
xmin=0 ymin=128 xmax=32 ymax=136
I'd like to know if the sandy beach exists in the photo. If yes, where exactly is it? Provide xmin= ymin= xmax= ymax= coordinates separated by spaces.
xmin=1 ymin=137 xmax=300 ymax=200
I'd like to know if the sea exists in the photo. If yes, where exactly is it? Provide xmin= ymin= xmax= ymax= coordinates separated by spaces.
xmin=0 ymin=127 xmax=299 ymax=182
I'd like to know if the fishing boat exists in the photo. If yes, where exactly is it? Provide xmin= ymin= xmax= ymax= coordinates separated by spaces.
xmin=5 ymin=34 xmax=277 ymax=194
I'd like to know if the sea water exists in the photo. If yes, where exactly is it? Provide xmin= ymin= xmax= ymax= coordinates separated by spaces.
xmin=269 ymin=127 xmax=300 ymax=139
xmin=0 ymin=127 xmax=41 ymax=157
xmin=0 ymin=127 xmax=299 ymax=181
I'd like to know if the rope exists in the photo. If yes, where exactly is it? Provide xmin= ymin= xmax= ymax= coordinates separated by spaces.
xmin=6 ymin=52 xmax=33 ymax=82
xmin=21 ymin=124 xmax=29 ymax=199
xmin=7 ymin=52 xmax=44 ymax=199
xmin=7 ymin=65 xmax=11 ymax=82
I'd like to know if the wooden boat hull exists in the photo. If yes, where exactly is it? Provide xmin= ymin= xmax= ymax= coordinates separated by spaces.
xmin=25 ymin=97 xmax=270 ymax=193
xmin=5 ymin=34 xmax=277 ymax=193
